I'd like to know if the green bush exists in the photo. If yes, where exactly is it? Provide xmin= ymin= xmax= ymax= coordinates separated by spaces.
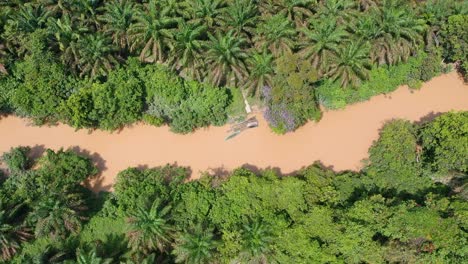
xmin=141 ymin=65 xmax=230 ymax=133
xmin=61 ymin=68 xmax=144 ymax=130
xmin=420 ymin=111 xmax=468 ymax=174
xmin=0 ymin=76 xmax=18 ymax=113
xmin=113 ymin=165 xmax=187 ymax=212
xmin=11 ymin=53 xmax=72 ymax=124
xmin=441 ymin=14 xmax=468 ymax=77
xmin=263 ymin=53 xmax=322 ymax=133
xmin=1 ymin=146 xmax=30 ymax=173
xmin=366 ymin=120 xmax=431 ymax=194
xmin=419 ymin=49 xmax=443 ymax=82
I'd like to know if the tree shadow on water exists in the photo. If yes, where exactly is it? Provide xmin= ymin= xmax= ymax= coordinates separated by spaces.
xmin=414 ymin=111 xmax=443 ymax=126
xmin=28 ymin=144 xmax=46 ymax=161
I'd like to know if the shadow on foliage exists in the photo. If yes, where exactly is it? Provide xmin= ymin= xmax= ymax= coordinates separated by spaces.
xmin=135 ymin=162 xmax=192 ymax=183
xmin=68 ymin=146 xmax=110 ymax=192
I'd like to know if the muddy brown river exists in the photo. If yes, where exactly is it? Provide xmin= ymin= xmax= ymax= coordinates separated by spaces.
xmin=1 ymin=72 xmax=467 ymax=191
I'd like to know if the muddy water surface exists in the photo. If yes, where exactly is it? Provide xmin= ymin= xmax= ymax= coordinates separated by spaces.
xmin=1 ymin=72 xmax=467 ymax=191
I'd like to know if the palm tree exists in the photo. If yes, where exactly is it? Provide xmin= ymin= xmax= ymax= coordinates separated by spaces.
xmin=205 ymin=30 xmax=249 ymax=87
xmin=255 ymin=14 xmax=296 ymax=57
xmin=76 ymin=33 xmax=118 ymax=78
xmin=316 ymin=0 xmax=356 ymax=24
xmin=417 ymin=0 xmax=457 ymax=49
xmin=12 ymin=3 xmax=51 ymax=33
xmin=275 ymin=0 xmax=315 ymax=26
xmin=0 ymin=204 xmax=31 ymax=261
xmin=161 ymin=0 xmax=190 ymax=19
xmin=75 ymin=248 xmax=112 ymax=264
xmin=358 ymin=0 xmax=379 ymax=11
xmin=172 ymin=226 xmax=217 ymax=264
xmin=328 ymin=41 xmax=371 ymax=88
xmin=2 ymin=3 xmax=50 ymax=56
xmin=126 ymin=199 xmax=173 ymax=254
xmin=38 ymin=0 xmax=76 ymax=16
xmin=71 ymin=0 xmax=102 ymax=30
xmin=28 ymin=195 xmax=86 ymax=239
xmin=220 ymin=0 xmax=258 ymax=38
xmin=128 ymin=0 xmax=178 ymax=63
xmin=299 ymin=19 xmax=348 ymax=74
xmin=245 ymin=50 xmax=274 ymax=97
xmin=47 ymin=14 xmax=85 ymax=69
xmin=238 ymin=222 xmax=273 ymax=264
xmin=169 ymin=22 xmax=207 ymax=80
xmin=0 ymin=43 xmax=7 ymax=74
xmin=369 ymin=0 xmax=426 ymax=65
xmin=187 ymin=0 xmax=226 ymax=30
xmin=99 ymin=0 xmax=137 ymax=50
xmin=18 ymin=235 xmax=79 ymax=263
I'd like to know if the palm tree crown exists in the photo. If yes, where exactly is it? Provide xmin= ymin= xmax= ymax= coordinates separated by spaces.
xmin=205 ymin=30 xmax=248 ymax=87
xmin=129 ymin=0 xmax=177 ymax=63
xmin=172 ymin=226 xmax=217 ymax=264
xmin=127 ymin=199 xmax=173 ymax=254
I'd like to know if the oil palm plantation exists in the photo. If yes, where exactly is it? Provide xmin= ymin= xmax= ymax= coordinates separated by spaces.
xmin=255 ymin=14 xmax=296 ymax=57
xmin=205 ymin=30 xmax=249 ymax=87
xmin=172 ymin=226 xmax=217 ymax=264
xmin=169 ymin=22 xmax=207 ymax=80
xmin=126 ymin=199 xmax=173 ymax=254
xmin=328 ymin=41 xmax=371 ymax=88
xmin=299 ymin=19 xmax=348 ymax=74
xmin=128 ymin=0 xmax=177 ymax=63
xmin=99 ymin=0 xmax=137 ymax=50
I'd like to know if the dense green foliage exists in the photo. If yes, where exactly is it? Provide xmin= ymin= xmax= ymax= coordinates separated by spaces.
xmin=420 ymin=112 xmax=468 ymax=174
xmin=441 ymin=14 xmax=468 ymax=78
xmin=0 ymin=0 xmax=465 ymax=133
xmin=1 ymin=112 xmax=467 ymax=263
xmin=366 ymin=120 xmax=430 ymax=195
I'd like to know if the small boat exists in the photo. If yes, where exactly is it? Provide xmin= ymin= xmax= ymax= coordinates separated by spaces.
xmin=246 ymin=120 xmax=258 ymax=128
xmin=227 ymin=116 xmax=258 ymax=133
xmin=225 ymin=130 xmax=241 ymax=141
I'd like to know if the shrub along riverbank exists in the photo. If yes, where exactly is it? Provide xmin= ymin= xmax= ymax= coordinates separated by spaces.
xmin=0 ymin=1 xmax=467 ymax=134
xmin=0 ymin=112 xmax=467 ymax=263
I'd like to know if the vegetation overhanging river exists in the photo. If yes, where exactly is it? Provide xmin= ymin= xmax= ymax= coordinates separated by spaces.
xmin=1 ymin=72 xmax=467 ymax=192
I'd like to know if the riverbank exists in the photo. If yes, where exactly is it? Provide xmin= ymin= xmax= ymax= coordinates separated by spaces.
xmin=1 ymin=72 xmax=467 ymax=191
